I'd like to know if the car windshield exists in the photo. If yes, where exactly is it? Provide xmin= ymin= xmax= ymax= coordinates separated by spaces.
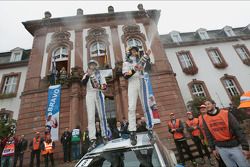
xmin=77 ymin=145 xmax=162 ymax=167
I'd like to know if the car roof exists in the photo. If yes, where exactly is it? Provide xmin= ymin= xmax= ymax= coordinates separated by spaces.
xmin=86 ymin=132 xmax=152 ymax=155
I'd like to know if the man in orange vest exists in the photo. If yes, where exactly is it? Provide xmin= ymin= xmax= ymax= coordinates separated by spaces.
xmin=203 ymin=99 xmax=250 ymax=167
xmin=199 ymin=104 xmax=226 ymax=167
xmin=186 ymin=111 xmax=214 ymax=165
xmin=1 ymin=136 xmax=15 ymax=167
xmin=29 ymin=132 xmax=41 ymax=167
xmin=167 ymin=113 xmax=196 ymax=166
xmin=41 ymin=134 xmax=55 ymax=167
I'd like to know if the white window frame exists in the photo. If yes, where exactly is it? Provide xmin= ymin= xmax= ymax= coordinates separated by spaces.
xmin=90 ymin=41 xmax=106 ymax=57
xmin=223 ymin=27 xmax=236 ymax=37
xmin=2 ymin=76 xmax=17 ymax=94
xmin=191 ymin=84 xmax=206 ymax=97
xmin=10 ymin=51 xmax=23 ymax=62
xmin=53 ymin=47 xmax=68 ymax=62
xmin=235 ymin=46 xmax=250 ymax=60
xmin=127 ymin=38 xmax=143 ymax=50
xmin=198 ymin=31 xmax=209 ymax=40
xmin=224 ymin=79 xmax=239 ymax=97
xmin=179 ymin=52 xmax=193 ymax=68
xmin=170 ymin=32 xmax=182 ymax=43
xmin=208 ymin=49 xmax=223 ymax=64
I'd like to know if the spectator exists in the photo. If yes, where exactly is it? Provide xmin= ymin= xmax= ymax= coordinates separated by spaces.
xmin=14 ymin=135 xmax=28 ymax=167
xmin=60 ymin=127 xmax=71 ymax=163
xmin=82 ymin=127 xmax=90 ymax=156
xmin=136 ymin=118 xmax=147 ymax=132
xmin=229 ymin=103 xmax=242 ymax=123
xmin=44 ymin=126 xmax=51 ymax=141
xmin=167 ymin=113 xmax=197 ymax=166
xmin=71 ymin=125 xmax=81 ymax=160
xmin=29 ymin=132 xmax=42 ymax=167
xmin=1 ymin=136 xmax=15 ymax=167
xmin=41 ymin=134 xmax=55 ymax=167
xmin=198 ymin=104 xmax=225 ymax=167
xmin=203 ymin=99 xmax=250 ymax=167
xmin=185 ymin=111 xmax=213 ymax=165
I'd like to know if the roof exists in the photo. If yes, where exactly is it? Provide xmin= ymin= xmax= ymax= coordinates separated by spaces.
xmin=86 ymin=133 xmax=152 ymax=155
xmin=0 ymin=49 xmax=30 ymax=69
xmin=160 ymin=25 xmax=250 ymax=48
xmin=22 ymin=9 xmax=161 ymax=36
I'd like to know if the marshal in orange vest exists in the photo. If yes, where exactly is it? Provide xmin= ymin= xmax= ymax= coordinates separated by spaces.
xmin=186 ymin=118 xmax=200 ymax=137
xmin=32 ymin=137 xmax=41 ymax=151
xmin=42 ymin=141 xmax=54 ymax=155
xmin=203 ymin=109 xmax=233 ymax=141
xmin=168 ymin=119 xmax=184 ymax=139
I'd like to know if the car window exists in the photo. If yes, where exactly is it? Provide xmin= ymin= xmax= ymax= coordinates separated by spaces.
xmin=80 ymin=146 xmax=162 ymax=167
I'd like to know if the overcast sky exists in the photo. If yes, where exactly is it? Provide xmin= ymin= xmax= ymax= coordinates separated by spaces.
xmin=0 ymin=1 xmax=250 ymax=52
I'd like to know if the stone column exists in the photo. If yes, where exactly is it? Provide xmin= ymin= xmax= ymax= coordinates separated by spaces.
xmin=75 ymin=29 xmax=83 ymax=68
xmin=69 ymin=67 xmax=82 ymax=129
xmin=24 ymin=28 xmax=47 ymax=91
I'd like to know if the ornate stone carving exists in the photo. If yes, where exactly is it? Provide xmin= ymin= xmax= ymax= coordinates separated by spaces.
xmin=121 ymin=24 xmax=147 ymax=50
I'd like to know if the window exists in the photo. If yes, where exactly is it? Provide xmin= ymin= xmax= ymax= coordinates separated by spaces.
xmin=206 ymin=48 xmax=227 ymax=68
xmin=221 ymin=75 xmax=243 ymax=98
xmin=233 ymin=44 xmax=250 ymax=65
xmin=170 ymin=31 xmax=182 ymax=43
xmin=188 ymin=80 xmax=210 ymax=98
xmin=224 ymin=79 xmax=239 ymax=96
xmin=223 ymin=26 xmax=235 ymax=37
xmin=2 ymin=76 xmax=17 ymax=94
xmin=90 ymin=42 xmax=106 ymax=57
xmin=198 ymin=31 xmax=209 ymax=40
xmin=10 ymin=52 xmax=22 ymax=62
xmin=52 ymin=47 xmax=69 ymax=73
xmin=127 ymin=38 xmax=143 ymax=50
xmin=196 ymin=28 xmax=209 ymax=40
xmin=0 ymin=73 xmax=21 ymax=98
xmin=53 ymin=47 xmax=68 ymax=60
xmin=178 ymin=52 xmax=193 ymax=68
xmin=177 ymin=51 xmax=198 ymax=75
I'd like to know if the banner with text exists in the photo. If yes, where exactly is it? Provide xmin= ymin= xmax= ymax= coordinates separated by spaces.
xmin=46 ymin=85 xmax=61 ymax=141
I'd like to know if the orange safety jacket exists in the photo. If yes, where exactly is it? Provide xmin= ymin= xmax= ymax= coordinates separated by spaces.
xmin=33 ymin=137 xmax=41 ymax=151
xmin=168 ymin=119 xmax=184 ymax=140
xmin=203 ymin=109 xmax=233 ymax=142
xmin=2 ymin=142 xmax=15 ymax=157
xmin=186 ymin=118 xmax=200 ymax=137
xmin=42 ymin=141 xmax=54 ymax=155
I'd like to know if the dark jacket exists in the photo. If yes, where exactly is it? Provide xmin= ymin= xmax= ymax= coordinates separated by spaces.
xmin=60 ymin=131 xmax=71 ymax=146
xmin=203 ymin=108 xmax=249 ymax=151
xmin=112 ymin=126 xmax=129 ymax=139
xmin=16 ymin=138 xmax=28 ymax=153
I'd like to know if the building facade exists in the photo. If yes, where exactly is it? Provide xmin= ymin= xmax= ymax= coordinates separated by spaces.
xmin=0 ymin=47 xmax=29 ymax=120
xmin=14 ymin=5 xmax=187 ymax=163
xmin=161 ymin=25 xmax=250 ymax=108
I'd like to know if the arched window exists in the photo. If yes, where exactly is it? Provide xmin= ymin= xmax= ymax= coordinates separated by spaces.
xmin=52 ymin=46 xmax=69 ymax=73
xmin=53 ymin=46 xmax=68 ymax=61
xmin=127 ymin=38 xmax=143 ymax=50
xmin=90 ymin=42 xmax=106 ymax=57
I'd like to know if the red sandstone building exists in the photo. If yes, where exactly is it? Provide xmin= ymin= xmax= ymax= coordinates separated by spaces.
xmin=15 ymin=5 xmax=187 ymax=162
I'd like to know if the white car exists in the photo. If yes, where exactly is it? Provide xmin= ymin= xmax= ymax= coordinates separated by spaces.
xmin=75 ymin=132 xmax=177 ymax=167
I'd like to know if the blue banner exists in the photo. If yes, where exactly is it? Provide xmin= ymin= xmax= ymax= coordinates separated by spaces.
xmin=46 ymin=85 xmax=61 ymax=141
